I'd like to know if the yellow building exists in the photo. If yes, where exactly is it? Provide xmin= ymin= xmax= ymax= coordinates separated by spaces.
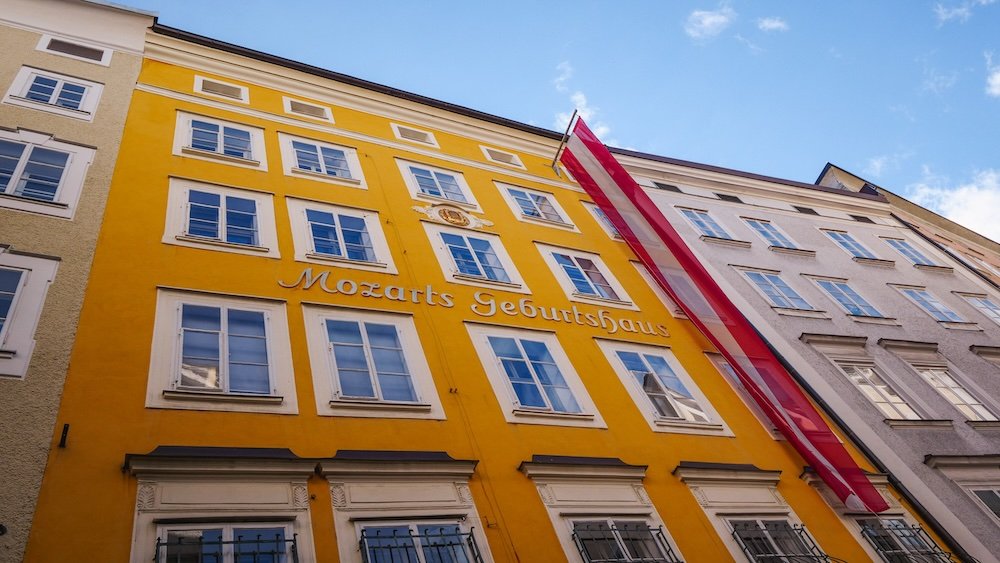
xmin=26 ymin=23 xmax=952 ymax=563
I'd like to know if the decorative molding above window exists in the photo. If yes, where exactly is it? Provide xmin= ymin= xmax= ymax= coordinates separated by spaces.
xmin=194 ymin=75 xmax=249 ymax=103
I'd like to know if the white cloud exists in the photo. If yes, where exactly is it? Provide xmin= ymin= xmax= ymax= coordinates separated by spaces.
xmin=922 ymin=68 xmax=958 ymax=94
xmin=865 ymin=156 xmax=888 ymax=178
xmin=553 ymin=61 xmax=573 ymax=93
xmin=555 ymin=91 xmax=612 ymax=139
xmin=863 ymin=151 xmax=913 ymax=179
xmin=986 ymin=52 xmax=1000 ymax=97
xmin=908 ymin=167 xmax=1000 ymax=241
xmin=734 ymin=34 xmax=763 ymax=54
xmin=757 ymin=17 xmax=789 ymax=32
xmin=684 ymin=5 xmax=736 ymax=39
xmin=934 ymin=0 xmax=995 ymax=25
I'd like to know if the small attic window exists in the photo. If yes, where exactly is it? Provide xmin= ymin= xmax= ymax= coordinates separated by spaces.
xmin=283 ymin=97 xmax=333 ymax=122
xmin=850 ymin=215 xmax=876 ymax=224
xmin=37 ymin=34 xmax=111 ymax=65
xmin=391 ymin=123 xmax=438 ymax=147
xmin=194 ymin=76 xmax=248 ymax=103
xmin=481 ymin=146 xmax=524 ymax=168
xmin=715 ymin=193 xmax=743 ymax=203
xmin=793 ymin=206 xmax=819 ymax=215
xmin=652 ymin=181 xmax=683 ymax=193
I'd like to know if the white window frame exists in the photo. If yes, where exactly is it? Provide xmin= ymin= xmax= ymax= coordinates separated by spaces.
xmin=584 ymin=202 xmax=623 ymax=240
xmin=834 ymin=361 xmax=922 ymax=421
xmin=153 ymin=522 xmax=294 ymax=563
xmin=303 ymin=305 xmax=444 ymax=420
xmin=423 ymin=222 xmax=528 ymax=293
xmin=893 ymin=285 xmax=966 ymax=323
xmin=882 ymin=237 xmax=937 ymax=266
xmin=809 ymin=276 xmax=885 ymax=318
xmin=822 ymin=229 xmax=879 ymax=259
xmin=281 ymin=96 xmax=334 ymax=122
xmin=465 ymin=323 xmax=606 ymax=428
xmin=677 ymin=207 xmax=733 ymax=240
xmin=0 ymin=128 xmax=94 ymax=219
xmin=968 ymin=486 xmax=1000 ymax=524
xmin=0 ymin=251 xmax=58 ymax=378
xmin=172 ymin=112 xmax=267 ymax=170
xmin=277 ymin=132 xmax=365 ymax=188
xmin=286 ymin=197 xmax=396 ymax=273
xmin=193 ymin=75 xmax=249 ymax=103
xmin=496 ymin=182 xmax=576 ymax=230
xmin=597 ymin=340 xmax=731 ymax=435
xmin=145 ymin=289 xmax=297 ymax=414
xmin=36 ymin=33 xmax=112 ymax=66
xmin=742 ymin=217 xmax=799 ymax=249
xmin=3 ymin=66 xmax=104 ymax=121
xmin=537 ymin=243 xmax=634 ymax=309
xmin=163 ymin=178 xmax=280 ymax=258
xmin=396 ymin=159 xmax=479 ymax=210
xmin=391 ymin=123 xmax=439 ymax=148
xmin=480 ymin=145 xmax=525 ymax=168
xmin=958 ymin=292 xmax=1000 ymax=326
xmin=911 ymin=364 xmax=998 ymax=422
xmin=738 ymin=268 xmax=814 ymax=311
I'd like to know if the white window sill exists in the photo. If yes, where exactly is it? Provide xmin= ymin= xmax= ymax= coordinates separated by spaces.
xmin=329 ymin=398 xmax=433 ymax=412
xmin=570 ymin=292 xmax=634 ymax=308
xmin=914 ymin=264 xmax=954 ymax=274
xmin=883 ymin=419 xmax=952 ymax=429
xmin=768 ymin=246 xmax=816 ymax=258
xmin=4 ymin=95 xmax=94 ymax=121
xmin=512 ymin=408 xmax=595 ymax=422
xmin=700 ymin=235 xmax=752 ymax=249
xmin=653 ymin=418 xmax=727 ymax=433
xmin=0 ymin=192 xmax=69 ymax=209
xmin=181 ymin=146 xmax=261 ymax=167
xmin=306 ymin=252 xmax=387 ymax=268
xmin=772 ymin=307 xmax=829 ymax=319
xmin=848 ymin=315 xmax=900 ymax=326
xmin=939 ymin=321 xmax=982 ymax=331
xmin=163 ymin=389 xmax=284 ymax=405
xmin=416 ymin=192 xmax=477 ymax=210
xmin=291 ymin=167 xmax=363 ymax=186
xmin=852 ymin=256 xmax=896 ymax=268
xmin=176 ymin=235 xmax=270 ymax=253
xmin=966 ymin=420 xmax=1000 ymax=430
xmin=519 ymin=214 xmax=576 ymax=230
xmin=453 ymin=273 xmax=523 ymax=290
xmin=0 ymin=348 xmax=16 ymax=360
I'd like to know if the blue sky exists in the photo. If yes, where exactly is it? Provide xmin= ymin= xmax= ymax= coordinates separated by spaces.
xmin=128 ymin=1 xmax=1000 ymax=239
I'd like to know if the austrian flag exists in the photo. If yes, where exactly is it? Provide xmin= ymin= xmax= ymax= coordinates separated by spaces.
xmin=559 ymin=117 xmax=888 ymax=513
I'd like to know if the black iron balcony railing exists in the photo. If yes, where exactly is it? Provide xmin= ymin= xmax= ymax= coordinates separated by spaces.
xmin=730 ymin=520 xmax=831 ymax=562
xmin=858 ymin=520 xmax=956 ymax=563
xmin=153 ymin=532 xmax=298 ymax=563
xmin=359 ymin=526 xmax=484 ymax=563
xmin=571 ymin=522 xmax=684 ymax=563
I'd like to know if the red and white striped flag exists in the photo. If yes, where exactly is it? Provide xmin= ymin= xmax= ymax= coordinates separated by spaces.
xmin=560 ymin=117 xmax=887 ymax=513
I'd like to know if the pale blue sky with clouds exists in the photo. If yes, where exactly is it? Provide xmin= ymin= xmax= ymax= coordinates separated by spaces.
xmin=128 ymin=1 xmax=1000 ymax=239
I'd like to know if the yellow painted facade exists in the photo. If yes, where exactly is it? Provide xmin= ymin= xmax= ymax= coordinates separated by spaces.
xmin=24 ymin=30 xmax=941 ymax=563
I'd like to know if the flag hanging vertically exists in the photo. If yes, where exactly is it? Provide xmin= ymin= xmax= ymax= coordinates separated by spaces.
xmin=560 ymin=117 xmax=888 ymax=513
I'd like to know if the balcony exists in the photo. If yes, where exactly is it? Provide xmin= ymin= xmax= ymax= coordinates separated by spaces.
xmin=572 ymin=522 xmax=683 ymax=563
xmin=730 ymin=520 xmax=831 ymax=562
xmin=359 ymin=526 xmax=485 ymax=563
xmin=859 ymin=520 xmax=956 ymax=562
xmin=154 ymin=531 xmax=298 ymax=563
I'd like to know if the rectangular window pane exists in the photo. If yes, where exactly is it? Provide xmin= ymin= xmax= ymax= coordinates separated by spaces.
xmin=973 ymin=489 xmax=1000 ymax=518
xmin=0 ymin=140 xmax=27 ymax=191
xmin=0 ymin=268 xmax=24 ymax=337
xmin=165 ymin=529 xmax=224 ymax=562
xmin=917 ymin=368 xmax=997 ymax=421
xmin=362 ymin=526 xmax=419 ymax=562
xmin=233 ymin=527 xmax=286 ymax=563
xmin=14 ymin=147 xmax=69 ymax=201
xmin=306 ymin=209 xmax=340 ymax=256
xmin=190 ymin=120 xmax=220 ymax=152
xmin=225 ymin=196 xmax=259 ymax=245
xmin=180 ymin=304 xmax=221 ymax=390
xmin=227 ymin=309 xmax=269 ymax=394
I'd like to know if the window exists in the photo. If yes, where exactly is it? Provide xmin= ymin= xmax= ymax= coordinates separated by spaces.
xmin=857 ymin=518 xmax=954 ymax=562
xmin=678 ymin=208 xmax=732 ymax=239
xmin=154 ymin=523 xmax=295 ymax=562
xmin=164 ymin=179 xmax=279 ymax=258
xmin=481 ymin=146 xmax=523 ymax=168
xmin=145 ymin=289 xmax=296 ymax=413
xmin=741 ymin=270 xmax=812 ymax=310
xmin=391 ymin=123 xmax=438 ymax=147
xmin=851 ymin=214 xmax=876 ymax=224
xmin=586 ymin=203 xmax=622 ymax=239
xmin=0 ymin=252 xmax=58 ymax=378
xmin=793 ymin=206 xmax=819 ymax=215
xmin=499 ymin=183 xmax=573 ymax=227
xmin=555 ymin=253 xmax=618 ymax=300
xmin=836 ymin=363 xmax=921 ymax=420
xmin=173 ymin=113 xmax=266 ymax=169
xmin=897 ymin=288 xmax=963 ymax=322
xmin=651 ymin=181 xmax=682 ymax=193
xmin=278 ymin=133 xmax=365 ymax=187
xmin=285 ymin=199 xmax=394 ymax=273
xmin=194 ymin=75 xmax=248 ymax=103
xmin=466 ymin=324 xmax=604 ymax=428
xmin=971 ymin=489 xmax=1000 ymax=519
xmin=537 ymin=244 xmax=632 ymax=307
xmin=716 ymin=193 xmax=743 ymax=203
xmin=359 ymin=523 xmax=483 ymax=563
xmin=743 ymin=219 xmax=797 ymax=249
xmin=282 ymin=96 xmax=333 ymax=122
xmin=824 ymin=230 xmax=878 ymax=259
xmin=728 ymin=519 xmax=828 ymax=562
xmin=915 ymin=367 xmax=997 ymax=421
xmin=884 ymin=238 xmax=936 ymax=266
xmin=4 ymin=67 xmax=103 ymax=120
xmin=398 ymin=160 xmax=477 ymax=207
xmin=307 ymin=210 xmax=374 ymax=261
xmin=962 ymin=294 xmax=1000 ymax=325
xmin=0 ymin=129 xmax=94 ymax=218
xmin=303 ymin=306 xmax=443 ymax=419
xmin=814 ymin=279 xmax=883 ymax=317
xmin=37 ymin=34 xmax=111 ymax=65
xmin=599 ymin=341 xmax=728 ymax=435
xmin=572 ymin=520 xmax=682 ymax=563
xmin=424 ymin=224 xmax=525 ymax=291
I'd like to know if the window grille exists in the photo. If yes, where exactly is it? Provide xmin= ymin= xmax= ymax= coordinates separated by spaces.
xmin=154 ymin=531 xmax=298 ymax=563
xmin=730 ymin=520 xmax=831 ymax=562
xmin=858 ymin=519 xmax=955 ymax=563
xmin=359 ymin=526 xmax=484 ymax=563
xmin=572 ymin=521 xmax=683 ymax=563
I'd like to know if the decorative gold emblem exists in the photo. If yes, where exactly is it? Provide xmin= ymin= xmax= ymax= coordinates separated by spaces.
xmin=438 ymin=207 xmax=470 ymax=226
xmin=411 ymin=204 xmax=493 ymax=229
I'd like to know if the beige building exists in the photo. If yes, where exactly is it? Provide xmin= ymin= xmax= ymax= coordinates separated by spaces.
xmin=0 ymin=1 xmax=153 ymax=561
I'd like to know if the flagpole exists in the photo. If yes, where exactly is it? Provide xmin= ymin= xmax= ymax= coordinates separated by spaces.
xmin=550 ymin=109 xmax=578 ymax=178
